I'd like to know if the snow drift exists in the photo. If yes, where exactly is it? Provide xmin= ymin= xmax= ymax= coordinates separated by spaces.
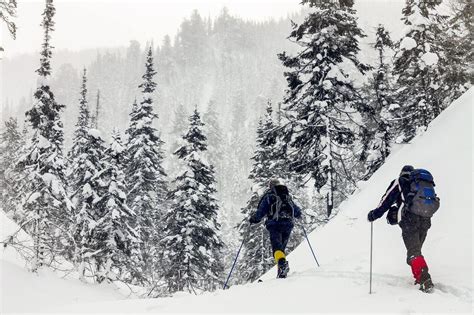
xmin=0 ymin=211 xmax=125 ymax=313
xmin=1 ymin=89 xmax=472 ymax=313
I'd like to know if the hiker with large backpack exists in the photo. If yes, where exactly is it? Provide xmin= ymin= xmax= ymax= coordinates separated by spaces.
xmin=249 ymin=179 xmax=302 ymax=278
xmin=367 ymin=165 xmax=440 ymax=293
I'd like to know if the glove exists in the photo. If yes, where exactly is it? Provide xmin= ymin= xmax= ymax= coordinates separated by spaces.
xmin=367 ymin=210 xmax=380 ymax=222
xmin=249 ymin=215 xmax=259 ymax=224
xmin=386 ymin=206 xmax=399 ymax=225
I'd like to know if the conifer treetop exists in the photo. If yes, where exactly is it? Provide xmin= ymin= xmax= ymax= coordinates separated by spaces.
xmin=139 ymin=46 xmax=157 ymax=95
xmin=302 ymin=0 xmax=354 ymax=10
xmin=37 ymin=0 xmax=55 ymax=77
xmin=176 ymin=109 xmax=207 ymax=158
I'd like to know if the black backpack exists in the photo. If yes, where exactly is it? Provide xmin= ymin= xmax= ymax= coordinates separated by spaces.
xmin=402 ymin=169 xmax=440 ymax=217
xmin=268 ymin=185 xmax=295 ymax=221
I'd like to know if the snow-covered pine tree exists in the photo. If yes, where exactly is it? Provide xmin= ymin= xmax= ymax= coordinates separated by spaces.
xmin=67 ymin=68 xmax=90 ymax=168
xmin=392 ymin=0 xmax=448 ymax=141
xmin=277 ymin=0 xmax=368 ymax=217
xmin=67 ymin=68 xmax=118 ymax=281
xmin=94 ymin=129 xmax=139 ymax=283
xmin=0 ymin=117 xmax=25 ymax=222
xmin=161 ymin=109 xmax=224 ymax=294
xmin=359 ymin=24 xmax=395 ymax=178
xmin=125 ymin=46 xmax=168 ymax=285
xmin=440 ymin=0 xmax=473 ymax=101
xmin=19 ymin=0 xmax=73 ymax=271
xmin=72 ymin=127 xmax=109 ymax=281
xmin=66 ymin=67 xmax=94 ymax=264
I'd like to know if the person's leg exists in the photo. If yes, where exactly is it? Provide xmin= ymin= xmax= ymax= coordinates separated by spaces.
xmin=419 ymin=217 xmax=431 ymax=247
xmin=400 ymin=212 xmax=426 ymax=283
xmin=281 ymin=222 xmax=293 ymax=252
xmin=418 ymin=217 xmax=433 ymax=290
xmin=267 ymin=224 xmax=284 ymax=263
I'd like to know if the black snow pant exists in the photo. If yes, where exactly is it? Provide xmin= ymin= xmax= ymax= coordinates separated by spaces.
xmin=399 ymin=210 xmax=431 ymax=264
xmin=265 ymin=219 xmax=294 ymax=254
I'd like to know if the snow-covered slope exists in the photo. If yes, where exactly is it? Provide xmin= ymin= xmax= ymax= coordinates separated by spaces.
xmin=0 ymin=211 xmax=126 ymax=313
xmin=37 ymin=91 xmax=472 ymax=313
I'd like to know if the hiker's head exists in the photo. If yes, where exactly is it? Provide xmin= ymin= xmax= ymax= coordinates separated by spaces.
xmin=400 ymin=165 xmax=414 ymax=178
xmin=268 ymin=178 xmax=282 ymax=189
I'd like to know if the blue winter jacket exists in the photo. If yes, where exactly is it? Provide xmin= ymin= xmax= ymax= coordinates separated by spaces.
xmin=252 ymin=185 xmax=302 ymax=225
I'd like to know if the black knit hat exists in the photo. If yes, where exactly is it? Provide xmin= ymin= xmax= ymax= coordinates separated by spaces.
xmin=400 ymin=165 xmax=414 ymax=177
xmin=268 ymin=178 xmax=281 ymax=188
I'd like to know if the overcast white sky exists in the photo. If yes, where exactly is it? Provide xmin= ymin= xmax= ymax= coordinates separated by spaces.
xmin=1 ymin=0 xmax=405 ymax=58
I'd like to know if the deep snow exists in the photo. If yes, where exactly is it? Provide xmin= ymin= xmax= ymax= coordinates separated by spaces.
xmin=0 ymin=207 xmax=126 ymax=313
xmin=2 ymin=90 xmax=469 ymax=313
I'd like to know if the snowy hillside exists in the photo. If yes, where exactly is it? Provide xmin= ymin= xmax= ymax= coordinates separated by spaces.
xmin=13 ymin=90 xmax=470 ymax=314
xmin=0 ymin=211 xmax=126 ymax=313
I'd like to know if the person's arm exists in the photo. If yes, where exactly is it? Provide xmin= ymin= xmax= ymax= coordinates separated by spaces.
xmin=368 ymin=179 xmax=401 ymax=221
xmin=250 ymin=194 xmax=270 ymax=223
xmin=293 ymin=202 xmax=302 ymax=219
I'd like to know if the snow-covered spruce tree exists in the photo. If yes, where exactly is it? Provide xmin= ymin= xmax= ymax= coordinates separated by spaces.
xmin=125 ymin=46 xmax=168 ymax=285
xmin=161 ymin=109 xmax=224 ymax=294
xmin=66 ymin=67 xmax=92 ymax=264
xmin=67 ymin=67 xmax=90 ymax=173
xmin=278 ymin=0 xmax=368 ymax=217
xmin=0 ymin=117 xmax=25 ymax=222
xmin=440 ymin=0 xmax=473 ymax=100
xmin=237 ymin=103 xmax=278 ymax=284
xmin=19 ymin=0 xmax=73 ymax=271
xmin=66 ymin=68 xmax=111 ymax=281
xmin=392 ymin=0 xmax=448 ymax=142
xmin=72 ymin=128 xmax=109 ymax=281
xmin=359 ymin=25 xmax=395 ymax=179
xmin=92 ymin=129 xmax=139 ymax=283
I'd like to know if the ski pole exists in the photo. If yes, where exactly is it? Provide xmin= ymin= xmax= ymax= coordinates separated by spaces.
xmin=369 ymin=221 xmax=373 ymax=294
xmin=223 ymin=226 xmax=250 ymax=290
xmin=301 ymin=224 xmax=320 ymax=267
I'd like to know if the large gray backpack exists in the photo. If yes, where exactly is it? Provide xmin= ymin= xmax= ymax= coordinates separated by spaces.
xmin=268 ymin=185 xmax=295 ymax=221
xmin=402 ymin=169 xmax=440 ymax=217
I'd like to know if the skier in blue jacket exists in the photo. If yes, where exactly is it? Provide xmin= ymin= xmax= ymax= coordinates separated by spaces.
xmin=367 ymin=165 xmax=436 ymax=293
xmin=249 ymin=179 xmax=302 ymax=278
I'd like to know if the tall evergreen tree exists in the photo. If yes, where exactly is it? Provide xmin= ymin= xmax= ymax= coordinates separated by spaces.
xmin=66 ymin=68 xmax=113 ymax=280
xmin=392 ymin=0 xmax=447 ymax=141
xmin=161 ymin=109 xmax=224 ymax=294
xmin=67 ymin=68 xmax=90 ymax=163
xmin=66 ymin=68 xmax=92 ymax=264
xmin=19 ymin=0 xmax=73 ymax=271
xmin=441 ymin=0 xmax=473 ymax=100
xmin=125 ymin=46 xmax=168 ymax=284
xmin=278 ymin=0 xmax=368 ymax=217
xmin=359 ymin=25 xmax=395 ymax=178
xmin=72 ymin=128 xmax=108 ymax=281
xmin=95 ymin=129 xmax=139 ymax=282
xmin=0 ymin=117 xmax=25 ymax=222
